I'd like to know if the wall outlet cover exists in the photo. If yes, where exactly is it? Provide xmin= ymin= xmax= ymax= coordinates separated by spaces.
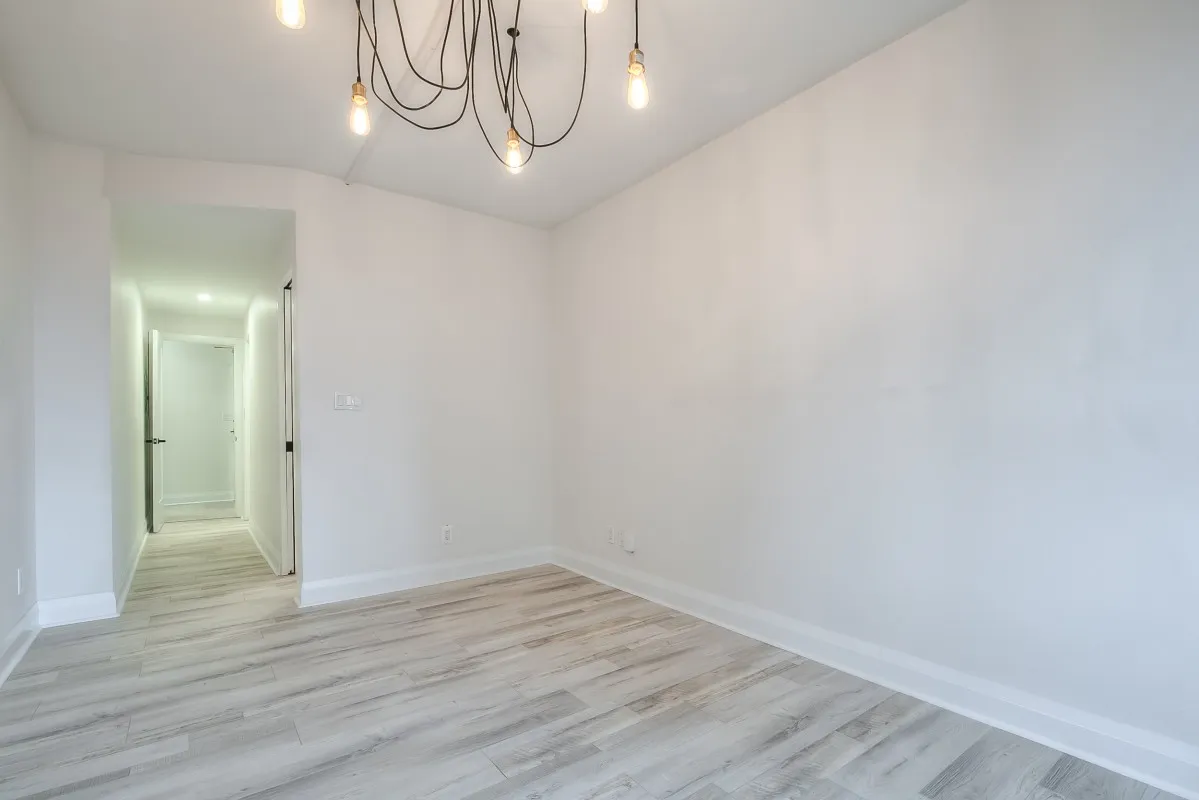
xmin=441 ymin=525 xmax=453 ymax=544
xmin=608 ymin=528 xmax=616 ymax=545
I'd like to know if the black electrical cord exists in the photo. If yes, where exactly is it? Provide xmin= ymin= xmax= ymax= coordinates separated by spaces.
xmin=513 ymin=9 xmax=587 ymax=149
xmin=355 ymin=0 xmax=363 ymax=83
xmin=381 ymin=0 xmax=469 ymax=92
xmin=352 ymin=0 xmax=592 ymax=166
xmin=485 ymin=0 xmax=513 ymax=118
xmin=504 ymin=0 xmax=524 ymax=124
xmin=469 ymin=3 xmax=508 ymax=167
xmin=508 ymin=50 xmax=537 ymax=168
xmin=365 ymin=0 xmax=478 ymax=129
xmin=362 ymin=0 xmax=451 ymax=113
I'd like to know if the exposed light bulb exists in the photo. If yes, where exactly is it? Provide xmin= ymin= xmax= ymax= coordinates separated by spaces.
xmin=276 ymin=0 xmax=306 ymax=29
xmin=581 ymin=0 xmax=608 ymax=12
xmin=349 ymin=82 xmax=371 ymax=136
xmin=505 ymin=128 xmax=524 ymax=174
xmin=627 ymin=49 xmax=649 ymax=110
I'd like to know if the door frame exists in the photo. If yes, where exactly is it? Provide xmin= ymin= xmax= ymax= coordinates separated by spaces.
xmin=145 ymin=328 xmax=163 ymax=533
xmin=279 ymin=272 xmax=300 ymax=577
xmin=147 ymin=331 xmax=246 ymax=530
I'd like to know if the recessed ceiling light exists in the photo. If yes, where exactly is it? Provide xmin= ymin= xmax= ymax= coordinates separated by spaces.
xmin=197 ymin=293 xmax=213 ymax=302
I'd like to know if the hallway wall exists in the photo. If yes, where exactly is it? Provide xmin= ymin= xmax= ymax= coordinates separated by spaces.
xmin=146 ymin=310 xmax=244 ymax=340
xmin=31 ymin=142 xmax=114 ymax=621
xmin=109 ymin=267 xmax=146 ymax=608
xmin=243 ymin=237 xmax=292 ymax=575
xmin=0 ymin=78 xmax=37 ymax=659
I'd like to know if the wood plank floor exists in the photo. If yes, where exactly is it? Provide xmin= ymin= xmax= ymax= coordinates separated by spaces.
xmin=0 ymin=523 xmax=1178 ymax=799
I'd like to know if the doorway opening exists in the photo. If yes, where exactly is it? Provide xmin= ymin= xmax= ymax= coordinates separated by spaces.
xmin=111 ymin=202 xmax=299 ymax=605
xmin=145 ymin=333 xmax=243 ymax=531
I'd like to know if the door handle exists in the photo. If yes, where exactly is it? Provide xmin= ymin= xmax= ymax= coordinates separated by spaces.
xmin=144 ymin=438 xmax=167 ymax=444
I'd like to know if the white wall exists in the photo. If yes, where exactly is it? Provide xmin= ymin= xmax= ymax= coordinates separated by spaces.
xmin=109 ymin=270 xmax=146 ymax=605
xmin=31 ymin=147 xmax=554 ymax=611
xmin=243 ymin=239 xmax=292 ymax=574
xmin=147 ymin=310 xmax=245 ymax=339
xmin=295 ymin=183 xmax=554 ymax=598
xmin=32 ymin=143 xmax=114 ymax=616
xmin=0 ymin=79 xmax=37 ymax=660
xmin=159 ymin=340 xmax=236 ymax=505
xmin=551 ymin=0 xmax=1199 ymax=793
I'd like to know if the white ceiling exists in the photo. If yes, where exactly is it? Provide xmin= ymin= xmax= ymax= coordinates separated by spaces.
xmin=112 ymin=204 xmax=294 ymax=320
xmin=0 ymin=1 xmax=966 ymax=227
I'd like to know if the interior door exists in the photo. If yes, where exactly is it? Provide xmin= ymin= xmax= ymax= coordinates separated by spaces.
xmin=145 ymin=329 xmax=164 ymax=533
xmin=281 ymin=280 xmax=297 ymax=575
xmin=160 ymin=341 xmax=237 ymax=515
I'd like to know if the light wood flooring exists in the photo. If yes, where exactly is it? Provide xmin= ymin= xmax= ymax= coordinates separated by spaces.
xmin=0 ymin=523 xmax=1178 ymax=799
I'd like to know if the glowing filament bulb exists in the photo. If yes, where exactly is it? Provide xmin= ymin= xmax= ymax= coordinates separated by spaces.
xmin=505 ymin=128 xmax=524 ymax=174
xmin=349 ymin=82 xmax=371 ymax=136
xmin=276 ymin=0 xmax=306 ymax=29
xmin=581 ymin=0 xmax=608 ymax=12
xmin=627 ymin=49 xmax=649 ymax=110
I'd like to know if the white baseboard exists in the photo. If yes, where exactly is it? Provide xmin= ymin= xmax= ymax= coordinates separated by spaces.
xmin=115 ymin=529 xmax=148 ymax=613
xmin=249 ymin=522 xmax=282 ymax=576
xmin=37 ymin=592 xmax=118 ymax=628
xmin=552 ymin=548 xmax=1199 ymax=800
xmin=0 ymin=604 xmax=40 ymax=689
xmin=163 ymin=493 xmax=235 ymax=506
xmin=299 ymin=547 xmax=553 ymax=608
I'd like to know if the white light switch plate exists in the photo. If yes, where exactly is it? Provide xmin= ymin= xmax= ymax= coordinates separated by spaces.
xmin=334 ymin=393 xmax=362 ymax=411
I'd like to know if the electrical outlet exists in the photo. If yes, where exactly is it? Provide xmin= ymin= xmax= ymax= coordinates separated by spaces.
xmin=441 ymin=525 xmax=453 ymax=545
xmin=607 ymin=528 xmax=616 ymax=545
xmin=15 ymin=568 xmax=21 ymax=596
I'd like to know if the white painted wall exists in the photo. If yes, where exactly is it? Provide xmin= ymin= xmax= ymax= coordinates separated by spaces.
xmin=31 ymin=147 xmax=554 ymax=611
xmin=551 ymin=0 xmax=1199 ymax=791
xmin=32 ymin=143 xmax=114 ymax=616
xmin=243 ymin=238 xmax=292 ymax=574
xmin=0 ymin=78 xmax=38 ymax=658
xmin=146 ymin=310 xmax=245 ymax=340
xmin=295 ymin=182 xmax=554 ymax=600
xmin=244 ymin=294 xmax=285 ymax=572
xmin=159 ymin=340 xmax=236 ymax=505
xmin=109 ymin=269 xmax=146 ymax=605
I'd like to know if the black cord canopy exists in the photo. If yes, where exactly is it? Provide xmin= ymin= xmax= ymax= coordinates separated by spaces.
xmin=353 ymin=0 xmax=594 ymax=169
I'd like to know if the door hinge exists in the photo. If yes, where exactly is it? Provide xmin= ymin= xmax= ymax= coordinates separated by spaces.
xmin=285 ymin=441 xmax=294 ymax=453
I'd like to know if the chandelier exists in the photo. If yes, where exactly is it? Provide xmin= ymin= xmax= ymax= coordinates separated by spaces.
xmin=275 ymin=0 xmax=650 ymax=174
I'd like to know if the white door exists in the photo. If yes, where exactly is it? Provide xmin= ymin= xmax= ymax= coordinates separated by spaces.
xmin=158 ymin=339 xmax=237 ymax=520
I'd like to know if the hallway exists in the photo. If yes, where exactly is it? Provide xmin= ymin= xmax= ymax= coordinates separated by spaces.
xmin=128 ymin=519 xmax=289 ymax=609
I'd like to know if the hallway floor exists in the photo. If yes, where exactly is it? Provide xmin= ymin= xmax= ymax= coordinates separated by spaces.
xmin=0 ymin=526 xmax=1180 ymax=799
xmin=162 ymin=501 xmax=240 ymax=523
